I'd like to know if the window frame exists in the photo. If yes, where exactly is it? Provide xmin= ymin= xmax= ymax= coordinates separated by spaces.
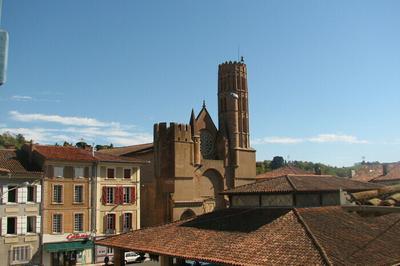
xmin=26 ymin=185 xmax=36 ymax=203
xmin=7 ymin=216 xmax=17 ymax=235
xmin=106 ymin=168 xmax=115 ymax=179
xmin=122 ymin=212 xmax=133 ymax=232
xmin=74 ymin=167 xmax=84 ymax=179
xmin=123 ymin=187 xmax=132 ymax=204
xmin=26 ymin=216 xmax=36 ymax=234
xmin=73 ymin=213 xmax=84 ymax=232
xmin=106 ymin=187 xmax=115 ymax=204
xmin=73 ymin=185 xmax=84 ymax=204
xmin=11 ymin=245 xmax=31 ymax=264
xmin=7 ymin=185 xmax=17 ymax=203
xmin=54 ymin=166 xmax=64 ymax=178
xmin=106 ymin=213 xmax=116 ymax=234
xmin=52 ymin=184 xmax=63 ymax=204
xmin=52 ymin=213 xmax=63 ymax=234
xmin=123 ymin=168 xmax=131 ymax=179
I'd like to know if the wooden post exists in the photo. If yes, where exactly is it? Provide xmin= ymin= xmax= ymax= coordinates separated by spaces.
xmin=113 ymin=248 xmax=124 ymax=266
xmin=160 ymin=255 xmax=173 ymax=266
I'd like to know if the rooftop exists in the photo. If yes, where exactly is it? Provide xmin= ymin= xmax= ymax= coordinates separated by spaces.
xmin=0 ymin=149 xmax=42 ymax=176
xmin=96 ymin=206 xmax=400 ymax=265
xmin=97 ymin=143 xmax=154 ymax=156
xmin=32 ymin=144 xmax=148 ymax=164
xmin=223 ymin=174 xmax=383 ymax=194
xmin=256 ymin=165 xmax=312 ymax=180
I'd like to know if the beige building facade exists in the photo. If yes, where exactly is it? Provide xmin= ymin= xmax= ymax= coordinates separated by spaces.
xmin=0 ymin=149 xmax=42 ymax=266
xmin=92 ymin=157 xmax=141 ymax=263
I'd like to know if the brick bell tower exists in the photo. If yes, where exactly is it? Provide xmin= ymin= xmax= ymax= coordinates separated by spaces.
xmin=218 ymin=59 xmax=256 ymax=188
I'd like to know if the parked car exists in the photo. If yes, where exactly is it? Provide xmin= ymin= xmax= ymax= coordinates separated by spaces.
xmin=124 ymin=251 xmax=142 ymax=264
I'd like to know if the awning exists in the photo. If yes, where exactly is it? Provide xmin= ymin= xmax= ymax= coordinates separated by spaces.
xmin=44 ymin=240 xmax=93 ymax=252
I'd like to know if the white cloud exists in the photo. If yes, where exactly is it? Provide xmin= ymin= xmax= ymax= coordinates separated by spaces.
xmin=253 ymin=136 xmax=303 ymax=145
xmin=308 ymin=134 xmax=368 ymax=144
xmin=11 ymin=95 xmax=33 ymax=101
xmin=253 ymin=133 xmax=369 ymax=145
xmin=9 ymin=110 xmax=116 ymax=127
xmin=108 ymin=134 xmax=153 ymax=146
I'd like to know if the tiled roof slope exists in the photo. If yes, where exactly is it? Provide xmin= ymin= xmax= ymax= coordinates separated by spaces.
xmin=97 ymin=208 xmax=326 ymax=265
xmin=96 ymin=206 xmax=400 ymax=265
xmin=97 ymin=143 xmax=154 ymax=156
xmin=256 ymin=165 xmax=312 ymax=179
xmin=33 ymin=145 xmax=147 ymax=163
xmin=371 ymin=164 xmax=400 ymax=182
xmin=298 ymin=207 xmax=400 ymax=265
xmin=0 ymin=149 xmax=42 ymax=176
xmin=222 ymin=174 xmax=383 ymax=194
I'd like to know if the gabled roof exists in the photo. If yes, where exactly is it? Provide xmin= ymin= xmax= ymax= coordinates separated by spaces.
xmin=223 ymin=174 xmax=383 ymax=194
xmin=0 ymin=149 xmax=42 ymax=176
xmin=97 ymin=143 xmax=154 ymax=156
xmin=371 ymin=165 xmax=400 ymax=182
xmin=33 ymin=145 xmax=147 ymax=164
xmin=96 ymin=206 xmax=400 ymax=265
xmin=256 ymin=165 xmax=312 ymax=180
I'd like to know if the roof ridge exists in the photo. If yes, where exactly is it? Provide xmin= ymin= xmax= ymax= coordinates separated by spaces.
xmin=285 ymin=175 xmax=298 ymax=192
xmin=293 ymin=209 xmax=332 ymax=266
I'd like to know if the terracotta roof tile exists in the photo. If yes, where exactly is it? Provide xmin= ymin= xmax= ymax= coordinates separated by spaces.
xmin=256 ymin=165 xmax=312 ymax=180
xmin=223 ymin=174 xmax=383 ymax=194
xmin=33 ymin=145 xmax=147 ymax=164
xmin=97 ymin=143 xmax=153 ymax=156
xmin=96 ymin=206 xmax=400 ymax=265
xmin=0 ymin=149 xmax=42 ymax=176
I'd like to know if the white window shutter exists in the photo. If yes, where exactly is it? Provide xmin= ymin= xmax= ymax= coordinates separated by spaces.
xmin=1 ymin=218 xmax=6 ymax=235
xmin=21 ymin=216 xmax=27 ymax=234
xmin=2 ymin=185 xmax=8 ymax=204
xmin=36 ymin=216 xmax=41 ymax=233
xmin=21 ymin=187 xmax=27 ymax=203
xmin=36 ymin=185 xmax=41 ymax=203
xmin=17 ymin=187 xmax=23 ymax=203
xmin=17 ymin=216 xmax=22 ymax=235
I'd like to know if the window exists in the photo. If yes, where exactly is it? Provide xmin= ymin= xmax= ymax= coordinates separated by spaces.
xmin=11 ymin=246 xmax=31 ymax=264
xmin=7 ymin=217 xmax=17 ymax=234
xmin=123 ymin=213 xmax=132 ymax=232
xmin=107 ymin=168 xmax=115 ymax=178
xmin=54 ymin=166 xmax=64 ymax=178
xmin=27 ymin=216 xmax=36 ymax=233
xmin=74 ymin=185 xmax=83 ymax=203
xmin=123 ymin=168 xmax=131 ymax=179
xmin=53 ymin=185 xmax=63 ymax=203
xmin=106 ymin=247 xmax=113 ymax=255
xmin=27 ymin=186 xmax=35 ymax=202
xmin=106 ymin=187 xmax=114 ymax=204
xmin=123 ymin=187 xmax=131 ymax=204
xmin=8 ymin=185 xmax=17 ymax=203
xmin=106 ymin=214 xmax=115 ymax=234
xmin=74 ymin=167 xmax=84 ymax=178
xmin=52 ymin=214 xmax=62 ymax=233
xmin=74 ymin=213 xmax=84 ymax=232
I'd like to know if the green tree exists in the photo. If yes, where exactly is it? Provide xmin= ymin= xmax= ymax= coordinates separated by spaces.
xmin=270 ymin=156 xmax=285 ymax=170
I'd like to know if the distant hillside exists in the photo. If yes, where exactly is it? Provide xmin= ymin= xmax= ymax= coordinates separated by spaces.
xmin=257 ymin=159 xmax=358 ymax=178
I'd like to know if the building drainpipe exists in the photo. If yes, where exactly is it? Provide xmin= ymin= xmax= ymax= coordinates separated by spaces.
xmin=91 ymin=162 xmax=97 ymax=263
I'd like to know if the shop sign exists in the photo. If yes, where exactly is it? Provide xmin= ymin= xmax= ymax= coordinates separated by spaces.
xmin=66 ymin=233 xmax=90 ymax=240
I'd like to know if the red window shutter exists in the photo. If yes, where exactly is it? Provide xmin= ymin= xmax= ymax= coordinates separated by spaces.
xmin=119 ymin=187 xmax=124 ymax=205
xmin=101 ymin=186 xmax=107 ymax=204
xmin=131 ymin=187 xmax=136 ymax=203
xmin=114 ymin=187 xmax=120 ymax=205
xmin=112 ymin=214 xmax=116 ymax=229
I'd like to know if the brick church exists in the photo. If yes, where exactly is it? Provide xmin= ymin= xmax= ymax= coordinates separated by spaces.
xmin=100 ymin=60 xmax=256 ymax=227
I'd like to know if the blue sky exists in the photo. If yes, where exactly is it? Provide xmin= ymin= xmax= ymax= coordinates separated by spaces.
xmin=0 ymin=0 xmax=399 ymax=166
